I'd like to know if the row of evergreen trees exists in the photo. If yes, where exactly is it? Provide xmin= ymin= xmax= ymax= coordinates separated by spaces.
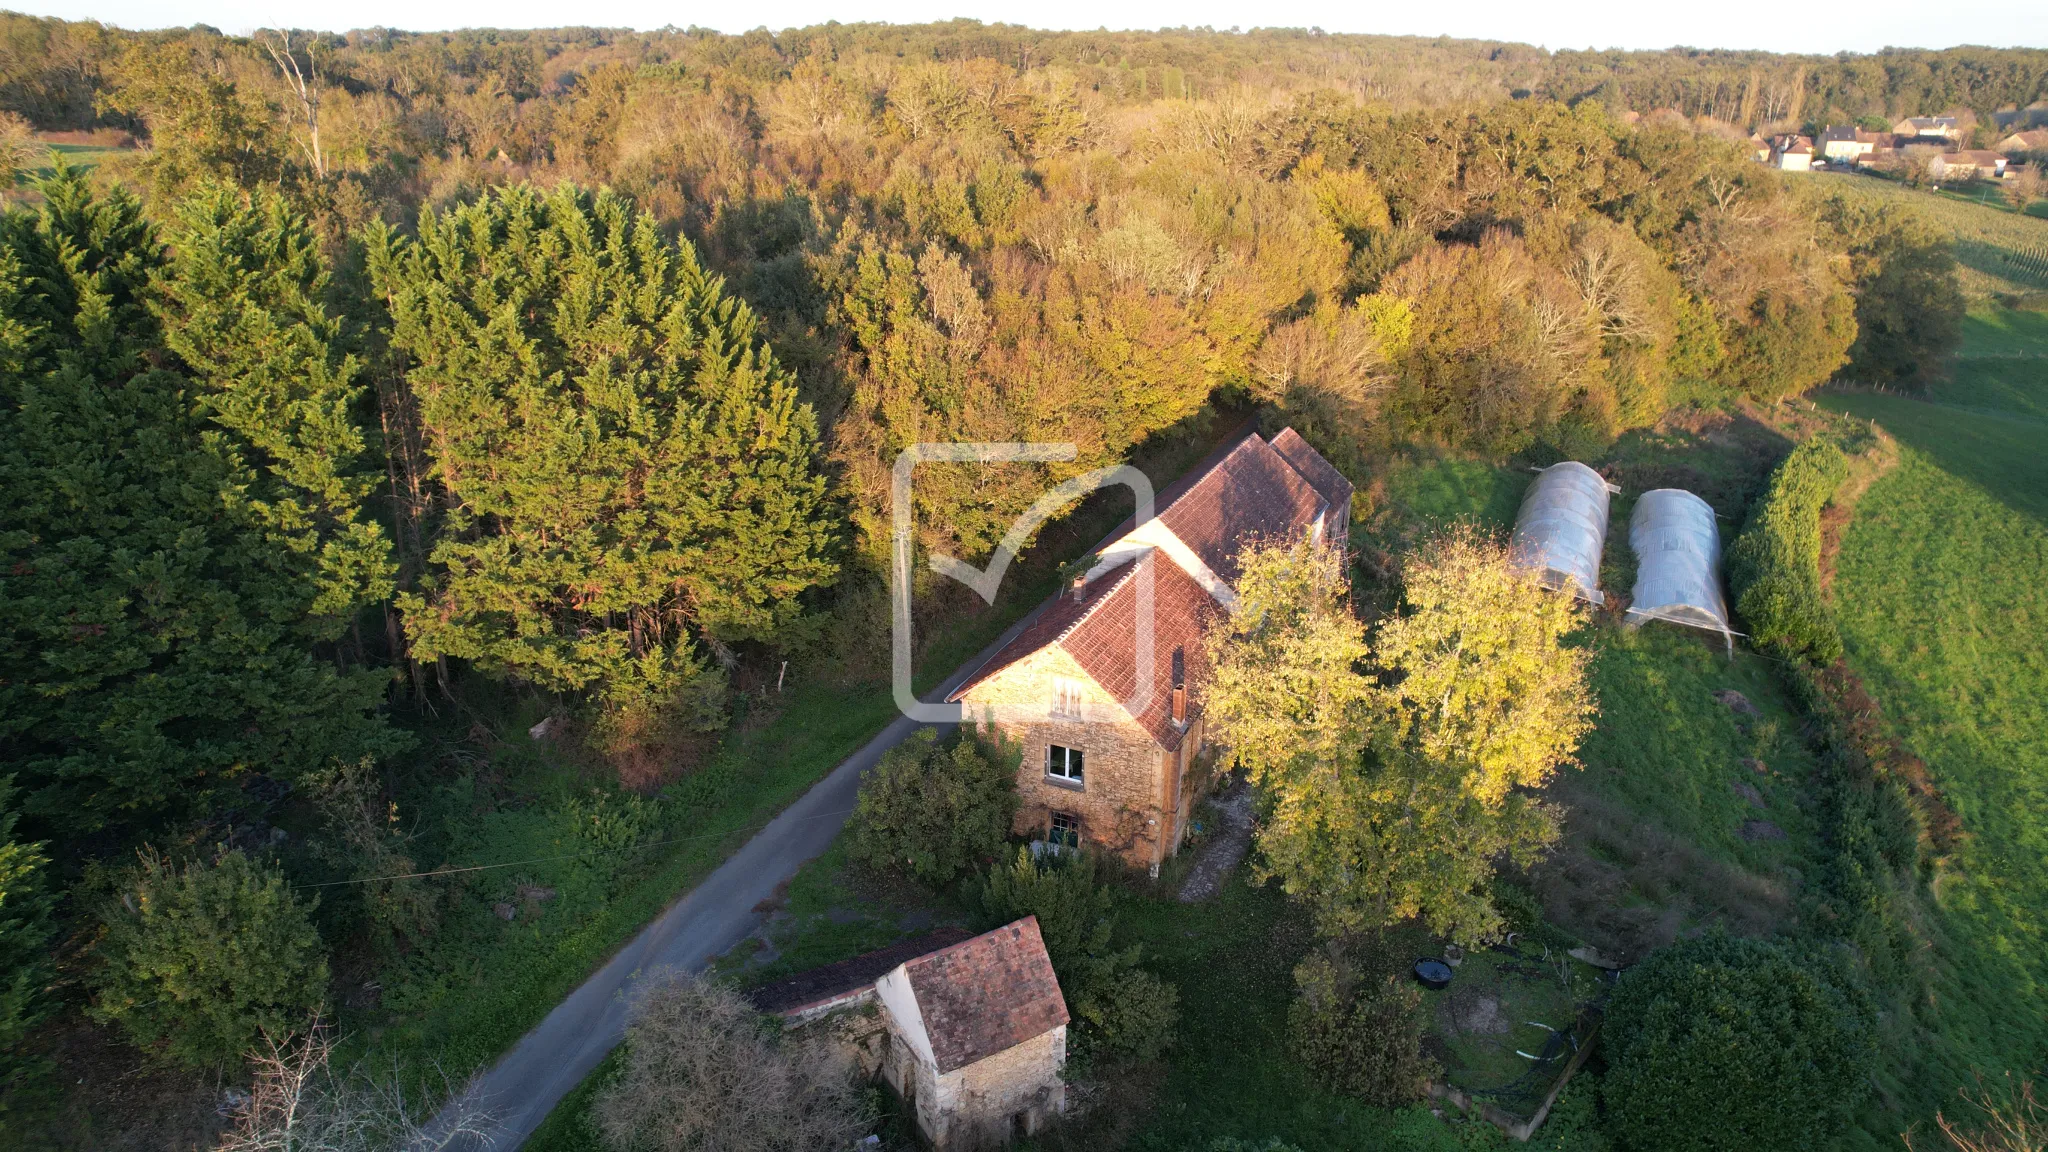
xmin=0 ymin=169 xmax=841 ymax=1087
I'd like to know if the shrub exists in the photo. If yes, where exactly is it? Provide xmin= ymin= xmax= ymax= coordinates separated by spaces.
xmin=0 ymin=777 xmax=53 ymax=1125
xmin=849 ymin=727 xmax=1017 ymax=887
xmin=1195 ymin=1140 xmax=1309 ymax=1152
xmin=973 ymin=848 xmax=1178 ymax=1062
xmin=594 ymin=971 xmax=870 ymax=1152
xmin=1288 ymin=942 xmax=1434 ymax=1106
xmin=89 ymin=850 xmax=328 ymax=1070
xmin=1601 ymin=933 xmax=1877 ymax=1152
xmin=1728 ymin=438 xmax=1850 ymax=665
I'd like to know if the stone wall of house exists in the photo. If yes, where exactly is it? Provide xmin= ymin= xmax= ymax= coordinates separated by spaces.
xmin=928 ymin=1026 xmax=1068 ymax=1150
xmin=958 ymin=647 xmax=1174 ymax=869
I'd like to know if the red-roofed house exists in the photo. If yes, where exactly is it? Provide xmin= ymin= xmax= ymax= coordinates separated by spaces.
xmin=947 ymin=426 xmax=1352 ymax=873
xmin=751 ymin=918 xmax=1071 ymax=1149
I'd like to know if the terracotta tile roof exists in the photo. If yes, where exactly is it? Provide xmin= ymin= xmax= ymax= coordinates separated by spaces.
xmin=949 ymin=553 xmax=1141 ymax=702
xmin=948 ymin=427 xmax=1345 ymax=750
xmin=1268 ymin=427 xmax=1354 ymax=518
xmin=1059 ymin=551 xmax=1217 ymax=750
xmin=747 ymin=926 xmax=976 ymax=1017
xmin=1081 ymin=420 xmax=1264 ymax=558
xmin=904 ymin=917 xmax=1068 ymax=1073
xmin=1156 ymin=434 xmax=1325 ymax=583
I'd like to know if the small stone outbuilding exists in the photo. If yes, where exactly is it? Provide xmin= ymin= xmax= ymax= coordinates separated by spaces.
xmin=749 ymin=917 xmax=1070 ymax=1150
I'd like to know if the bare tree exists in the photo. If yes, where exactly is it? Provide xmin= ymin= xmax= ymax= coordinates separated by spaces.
xmin=0 ymin=111 xmax=45 ymax=187
xmin=1906 ymin=1074 xmax=2046 ymax=1152
xmin=2004 ymin=167 xmax=2045 ymax=213
xmin=216 ymin=1019 xmax=495 ymax=1152
xmin=595 ymin=971 xmax=872 ymax=1152
xmin=258 ymin=29 xmax=326 ymax=178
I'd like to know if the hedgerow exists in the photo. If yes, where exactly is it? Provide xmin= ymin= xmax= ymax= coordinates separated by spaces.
xmin=1727 ymin=439 xmax=1851 ymax=665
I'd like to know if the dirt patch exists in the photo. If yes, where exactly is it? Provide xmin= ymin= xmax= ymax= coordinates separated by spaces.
xmin=1739 ymin=820 xmax=1787 ymax=841
xmin=1730 ymin=781 xmax=1766 ymax=808
xmin=1714 ymin=689 xmax=1759 ymax=716
xmin=1439 ymin=989 xmax=1513 ymax=1036
xmin=1177 ymin=778 xmax=1254 ymax=903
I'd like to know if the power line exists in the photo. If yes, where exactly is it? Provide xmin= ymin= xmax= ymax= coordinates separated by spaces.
xmin=293 ymin=806 xmax=856 ymax=889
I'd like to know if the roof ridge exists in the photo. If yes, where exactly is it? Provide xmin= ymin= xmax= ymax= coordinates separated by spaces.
xmin=1049 ymin=552 xmax=1147 ymax=649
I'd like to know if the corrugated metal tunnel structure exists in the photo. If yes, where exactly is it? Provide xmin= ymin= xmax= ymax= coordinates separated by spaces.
xmin=1625 ymin=488 xmax=1734 ymax=650
xmin=1509 ymin=462 xmax=1617 ymax=605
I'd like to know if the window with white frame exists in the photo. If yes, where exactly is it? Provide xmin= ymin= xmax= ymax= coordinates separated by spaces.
xmin=1050 ymin=676 xmax=1086 ymax=718
xmin=1045 ymin=743 xmax=1085 ymax=785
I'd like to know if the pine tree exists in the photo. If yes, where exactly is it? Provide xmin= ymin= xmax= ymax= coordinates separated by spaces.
xmin=156 ymin=181 xmax=394 ymax=634
xmin=0 ymin=168 xmax=399 ymax=837
xmin=370 ymin=183 xmax=838 ymax=738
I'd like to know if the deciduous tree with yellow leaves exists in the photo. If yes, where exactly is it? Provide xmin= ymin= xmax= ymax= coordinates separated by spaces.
xmin=1207 ymin=527 xmax=1594 ymax=942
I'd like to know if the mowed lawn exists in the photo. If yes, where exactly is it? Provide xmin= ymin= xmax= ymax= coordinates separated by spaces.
xmin=1822 ymin=308 xmax=2048 ymax=1108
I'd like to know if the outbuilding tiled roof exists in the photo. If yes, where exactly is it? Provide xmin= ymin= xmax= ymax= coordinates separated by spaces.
xmin=903 ymin=917 xmax=1069 ymax=1074
xmin=747 ymin=926 xmax=976 ymax=1017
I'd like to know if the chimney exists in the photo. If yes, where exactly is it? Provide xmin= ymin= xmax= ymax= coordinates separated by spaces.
xmin=1170 ymin=647 xmax=1187 ymax=726
xmin=1069 ymin=572 xmax=1087 ymax=601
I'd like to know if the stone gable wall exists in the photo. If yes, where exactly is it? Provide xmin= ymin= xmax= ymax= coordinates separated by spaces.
xmin=958 ymin=646 xmax=1175 ymax=868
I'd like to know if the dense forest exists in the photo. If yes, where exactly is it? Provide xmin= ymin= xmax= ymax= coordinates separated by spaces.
xmin=0 ymin=12 xmax=2012 ymax=1148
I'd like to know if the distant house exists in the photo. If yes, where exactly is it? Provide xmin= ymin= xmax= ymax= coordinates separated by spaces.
xmin=947 ymin=427 xmax=1351 ymax=874
xmin=1894 ymin=116 xmax=1963 ymax=142
xmin=1930 ymin=150 xmax=2010 ymax=181
xmin=1767 ymin=134 xmax=1814 ymax=171
xmin=1820 ymin=125 xmax=1886 ymax=161
xmin=1748 ymin=133 xmax=1772 ymax=164
xmin=750 ymin=919 xmax=1070 ymax=1150
xmin=1997 ymin=128 xmax=2048 ymax=154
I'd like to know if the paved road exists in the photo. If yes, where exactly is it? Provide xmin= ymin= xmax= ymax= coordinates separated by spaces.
xmin=432 ymin=619 xmax=1029 ymax=1149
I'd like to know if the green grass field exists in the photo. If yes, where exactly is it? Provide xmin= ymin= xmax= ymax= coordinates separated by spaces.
xmin=1821 ymin=308 xmax=2048 ymax=1120
xmin=1809 ymin=171 xmax=2048 ymax=298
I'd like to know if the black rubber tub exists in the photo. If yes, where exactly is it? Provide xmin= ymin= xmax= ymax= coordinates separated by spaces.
xmin=1414 ymin=958 xmax=1454 ymax=989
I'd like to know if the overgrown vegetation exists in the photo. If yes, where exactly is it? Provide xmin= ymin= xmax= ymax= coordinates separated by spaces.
xmin=972 ymin=848 xmax=1180 ymax=1064
xmin=88 ymin=851 xmax=327 ymax=1071
xmin=1601 ymin=933 xmax=1877 ymax=1152
xmin=1728 ymin=438 xmax=1852 ymax=664
xmin=594 ymin=973 xmax=871 ymax=1152
xmin=848 ymin=727 xmax=1018 ymax=886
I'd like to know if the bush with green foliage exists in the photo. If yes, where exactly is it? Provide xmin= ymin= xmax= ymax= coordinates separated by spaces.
xmin=1601 ymin=933 xmax=1877 ymax=1152
xmin=89 ymin=850 xmax=328 ymax=1070
xmin=1728 ymin=439 xmax=1851 ymax=665
xmin=1288 ymin=942 xmax=1435 ymax=1106
xmin=973 ymin=848 xmax=1178 ymax=1062
xmin=848 ymin=727 xmax=1017 ymax=886
xmin=0 ymin=777 xmax=53 ymax=1125
xmin=1194 ymin=1140 xmax=1308 ymax=1152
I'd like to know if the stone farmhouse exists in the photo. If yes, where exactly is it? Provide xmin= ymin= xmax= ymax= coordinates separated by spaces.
xmin=947 ymin=427 xmax=1352 ymax=874
xmin=1930 ymin=150 xmax=2010 ymax=181
xmin=749 ymin=917 xmax=1069 ymax=1150
xmin=1894 ymin=115 xmax=1964 ymax=143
